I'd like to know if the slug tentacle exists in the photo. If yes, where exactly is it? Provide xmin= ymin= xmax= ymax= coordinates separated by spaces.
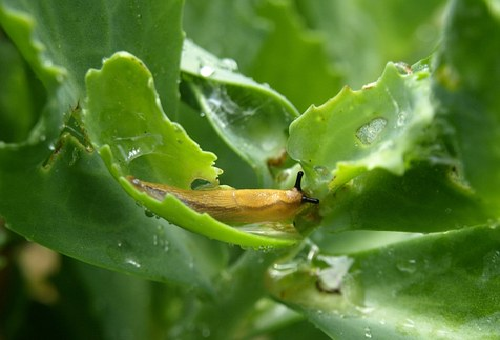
xmin=127 ymin=171 xmax=318 ymax=224
xmin=294 ymin=171 xmax=319 ymax=204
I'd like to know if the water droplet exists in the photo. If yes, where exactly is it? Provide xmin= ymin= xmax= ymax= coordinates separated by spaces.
xmin=313 ymin=166 xmax=332 ymax=181
xmin=356 ymin=117 xmax=388 ymax=145
xmin=152 ymin=233 xmax=170 ymax=252
xmin=220 ymin=58 xmax=238 ymax=71
xmin=306 ymin=244 xmax=319 ymax=262
xmin=444 ymin=207 xmax=452 ymax=214
xmin=364 ymin=326 xmax=373 ymax=338
xmin=144 ymin=209 xmax=155 ymax=218
xmin=125 ymin=258 xmax=141 ymax=268
xmin=397 ymin=111 xmax=407 ymax=127
xmin=257 ymin=245 xmax=274 ymax=252
xmin=204 ymin=86 xmax=241 ymax=128
xmin=108 ymin=240 xmax=142 ymax=269
xmin=396 ymin=259 xmax=417 ymax=273
xmin=113 ymin=133 xmax=163 ymax=163
xmin=315 ymin=255 xmax=354 ymax=292
xmin=200 ymin=65 xmax=215 ymax=77
xmin=127 ymin=147 xmax=141 ymax=160
xmin=273 ymin=262 xmax=298 ymax=271
xmin=268 ymin=261 xmax=300 ymax=281
xmin=200 ymin=111 xmax=206 ymax=117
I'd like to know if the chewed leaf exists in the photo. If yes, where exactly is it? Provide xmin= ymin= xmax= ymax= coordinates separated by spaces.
xmin=288 ymin=60 xmax=493 ymax=233
xmin=83 ymin=52 xmax=298 ymax=248
xmin=288 ymin=61 xmax=434 ymax=192
xmin=0 ymin=1 xmax=232 ymax=289
xmin=181 ymin=40 xmax=299 ymax=186
xmin=84 ymin=51 xmax=219 ymax=188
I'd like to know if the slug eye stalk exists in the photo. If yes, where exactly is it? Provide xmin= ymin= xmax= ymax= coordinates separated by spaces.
xmin=294 ymin=171 xmax=319 ymax=204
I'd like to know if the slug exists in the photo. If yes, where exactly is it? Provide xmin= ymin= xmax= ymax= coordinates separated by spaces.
xmin=127 ymin=171 xmax=319 ymax=224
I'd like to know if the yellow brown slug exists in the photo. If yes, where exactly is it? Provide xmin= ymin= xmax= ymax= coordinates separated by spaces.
xmin=127 ymin=171 xmax=319 ymax=224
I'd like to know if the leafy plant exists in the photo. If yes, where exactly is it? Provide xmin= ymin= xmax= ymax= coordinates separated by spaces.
xmin=1 ymin=0 xmax=499 ymax=338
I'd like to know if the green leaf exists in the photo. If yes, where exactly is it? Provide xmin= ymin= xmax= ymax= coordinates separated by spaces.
xmin=84 ymin=52 xmax=299 ymax=248
xmin=289 ymin=61 xmax=493 ymax=233
xmin=0 ymin=36 xmax=42 ymax=143
xmin=267 ymin=224 xmax=500 ymax=339
xmin=84 ymin=51 xmax=219 ymax=187
xmin=62 ymin=259 xmax=159 ymax=339
xmin=0 ymin=0 xmax=183 ymax=115
xmin=433 ymin=0 xmax=500 ymax=211
xmin=1 ymin=134 xmax=227 ymax=291
xmin=320 ymin=162 xmax=491 ymax=233
xmin=181 ymin=40 xmax=299 ymax=185
xmin=174 ymin=101 xmax=258 ymax=189
xmin=175 ymin=250 xmax=291 ymax=339
xmin=183 ymin=0 xmax=341 ymax=114
xmin=289 ymin=62 xmax=434 ymax=188
xmin=0 ymin=1 xmax=232 ymax=290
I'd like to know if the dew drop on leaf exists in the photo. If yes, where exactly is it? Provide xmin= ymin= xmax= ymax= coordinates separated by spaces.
xmin=313 ymin=165 xmax=332 ymax=182
xmin=126 ymin=147 xmax=141 ymax=161
xmin=315 ymin=255 xmax=354 ymax=293
xmin=396 ymin=259 xmax=417 ymax=273
xmin=144 ymin=209 xmax=155 ymax=218
xmin=124 ymin=257 xmax=142 ymax=268
xmin=364 ymin=326 xmax=373 ymax=338
xmin=220 ymin=58 xmax=238 ymax=71
xmin=355 ymin=117 xmax=388 ymax=145
xmin=107 ymin=240 xmax=141 ymax=269
xmin=396 ymin=111 xmax=407 ymax=127
xmin=199 ymin=65 xmax=215 ymax=78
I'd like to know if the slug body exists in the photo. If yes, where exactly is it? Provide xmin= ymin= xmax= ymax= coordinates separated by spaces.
xmin=128 ymin=171 xmax=318 ymax=224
